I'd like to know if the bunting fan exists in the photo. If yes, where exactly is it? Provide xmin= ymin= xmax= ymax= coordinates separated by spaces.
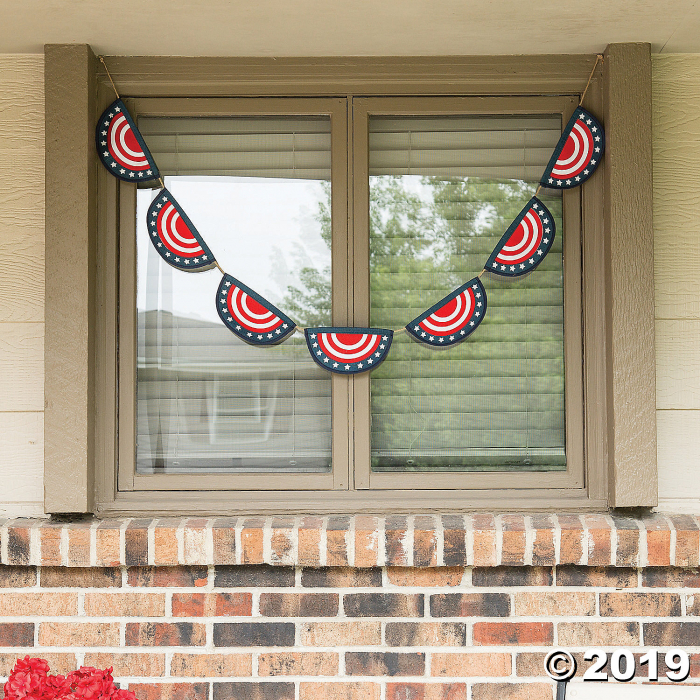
xmin=406 ymin=278 xmax=486 ymax=347
xmin=96 ymin=99 xmax=159 ymax=182
xmin=485 ymin=197 xmax=555 ymax=278
xmin=217 ymin=274 xmax=296 ymax=346
xmin=540 ymin=108 xmax=604 ymax=189
xmin=305 ymin=328 xmax=393 ymax=374
xmin=146 ymin=189 xmax=217 ymax=271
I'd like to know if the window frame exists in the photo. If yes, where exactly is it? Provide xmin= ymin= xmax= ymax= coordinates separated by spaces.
xmin=44 ymin=47 xmax=656 ymax=514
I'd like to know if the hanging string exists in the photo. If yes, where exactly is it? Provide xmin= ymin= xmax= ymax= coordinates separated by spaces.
xmin=579 ymin=54 xmax=603 ymax=106
xmin=98 ymin=56 xmax=120 ymax=100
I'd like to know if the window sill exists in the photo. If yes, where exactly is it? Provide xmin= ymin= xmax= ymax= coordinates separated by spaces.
xmin=2 ymin=514 xmax=698 ymax=568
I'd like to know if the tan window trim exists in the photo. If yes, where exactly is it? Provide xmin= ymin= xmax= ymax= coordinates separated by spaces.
xmin=44 ymin=46 xmax=656 ymax=514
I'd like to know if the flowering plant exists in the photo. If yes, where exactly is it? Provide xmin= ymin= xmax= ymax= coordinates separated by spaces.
xmin=4 ymin=658 xmax=139 ymax=700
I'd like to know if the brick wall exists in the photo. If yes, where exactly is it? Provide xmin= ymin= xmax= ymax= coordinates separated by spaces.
xmin=0 ymin=516 xmax=698 ymax=700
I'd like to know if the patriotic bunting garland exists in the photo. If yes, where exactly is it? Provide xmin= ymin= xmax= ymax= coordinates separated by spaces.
xmin=95 ymin=58 xmax=605 ymax=376
xmin=96 ymin=99 xmax=159 ymax=182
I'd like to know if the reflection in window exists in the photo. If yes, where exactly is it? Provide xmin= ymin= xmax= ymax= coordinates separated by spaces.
xmin=368 ymin=116 xmax=566 ymax=472
xmin=135 ymin=117 xmax=332 ymax=473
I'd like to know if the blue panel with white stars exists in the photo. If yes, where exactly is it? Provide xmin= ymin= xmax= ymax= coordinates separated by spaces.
xmin=485 ymin=197 xmax=555 ymax=279
xmin=146 ymin=189 xmax=217 ymax=272
xmin=405 ymin=278 xmax=486 ymax=347
xmin=217 ymin=274 xmax=296 ymax=346
xmin=305 ymin=328 xmax=393 ymax=374
xmin=540 ymin=107 xmax=604 ymax=189
xmin=96 ymin=99 xmax=159 ymax=182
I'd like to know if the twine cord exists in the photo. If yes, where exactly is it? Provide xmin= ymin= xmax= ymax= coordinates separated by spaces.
xmin=98 ymin=56 xmax=120 ymax=99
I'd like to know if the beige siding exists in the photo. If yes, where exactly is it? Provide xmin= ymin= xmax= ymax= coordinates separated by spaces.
xmin=653 ymin=54 xmax=700 ymax=512
xmin=0 ymin=53 xmax=698 ymax=515
xmin=0 ymin=54 xmax=45 ymax=516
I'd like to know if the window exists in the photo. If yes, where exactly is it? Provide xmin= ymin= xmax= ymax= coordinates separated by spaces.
xmin=44 ymin=49 xmax=657 ymax=514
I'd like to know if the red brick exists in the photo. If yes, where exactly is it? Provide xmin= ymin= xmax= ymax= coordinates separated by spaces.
xmin=471 ymin=515 xmax=496 ymax=567
xmin=501 ymin=515 xmax=526 ymax=566
xmin=556 ymin=566 xmax=637 ymax=587
xmin=473 ymin=567 xmax=551 ymax=587
xmin=183 ymin=519 xmax=208 ymax=565
xmin=258 ymin=652 xmax=338 ymax=676
xmin=128 ymin=566 xmax=207 ymax=587
xmin=557 ymin=515 xmax=583 ymax=564
xmin=300 ymin=683 xmax=380 ymax=700
xmin=344 ymin=594 xmax=423 ymax=617
xmin=0 ymin=567 xmax=36 ymax=587
xmin=530 ymin=515 xmax=555 ymax=567
xmin=385 ymin=623 xmax=466 ymax=647
xmin=84 ymin=653 xmax=165 ymax=676
xmin=644 ymin=622 xmax=700 ymax=646
xmin=85 ymin=592 xmax=165 ymax=616
xmin=327 ymin=517 xmax=350 ymax=567
xmin=153 ymin=519 xmax=180 ymax=566
xmin=66 ymin=524 xmax=92 ymax=567
xmin=126 ymin=622 xmax=206 ymax=646
xmin=442 ymin=516 xmax=466 ymax=567
xmin=241 ymin=518 xmax=265 ymax=565
xmin=212 ymin=518 xmax=238 ymax=565
xmin=557 ymin=621 xmax=639 ymax=646
xmin=430 ymin=593 xmax=509 ymax=617
xmin=385 ymin=517 xmax=410 ymax=566
xmin=96 ymin=520 xmax=122 ymax=567
xmin=302 ymin=568 xmax=381 ymax=588
xmin=172 ymin=592 xmax=252 ymax=617
xmin=300 ymin=622 xmax=382 ymax=647
xmin=42 ymin=567 xmax=121 ymax=588
xmin=670 ymin=515 xmax=700 ymax=567
xmin=471 ymin=683 xmax=552 ymax=700
xmin=413 ymin=516 xmax=438 ymax=567
xmin=7 ymin=525 xmax=31 ymax=565
xmin=0 ymin=592 xmax=77 ymax=616
xmin=642 ymin=568 xmax=700 ymax=587
xmin=40 ymin=525 xmax=63 ymax=566
xmin=260 ymin=593 xmax=338 ymax=617
xmin=387 ymin=568 xmax=463 ymax=587
xmin=644 ymin=515 xmax=671 ymax=567
xmin=39 ymin=622 xmax=119 ymax=647
xmin=600 ymin=592 xmax=681 ymax=617
xmin=299 ymin=517 xmax=324 ymax=567
xmin=126 ymin=519 xmax=151 ymax=566
xmin=611 ymin=516 xmax=640 ymax=567
xmin=473 ymin=623 xmax=552 ymax=646
xmin=430 ymin=653 xmax=511 ymax=677
xmin=354 ymin=516 xmax=380 ymax=568
xmin=584 ymin=514 xmax=611 ymax=566
xmin=0 ymin=623 xmax=33 ymax=646
xmin=345 ymin=652 xmax=425 ymax=676
xmin=386 ymin=683 xmax=467 ymax=700
xmin=514 ymin=592 xmax=595 ymax=617
xmin=129 ymin=683 xmax=209 ymax=700
xmin=213 ymin=683 xmax=294 ymax=700
xmin=170 ymin=653 xmax=252 ymax=677
xmin=215 ymin=565 xmax=294 ymax=587
xmin=270 ymin=518 xmax=294 ymax=566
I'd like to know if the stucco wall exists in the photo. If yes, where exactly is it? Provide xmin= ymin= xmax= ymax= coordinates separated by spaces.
xmin=0 ymin=55 xmax=44 ymax=516
xmin=0 ymin=53 xmax=698 ymax=516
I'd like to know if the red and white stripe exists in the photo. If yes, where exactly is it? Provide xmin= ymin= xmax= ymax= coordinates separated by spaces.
xmin=226 ymin=286 xmax=284 ymax=333
xmin=550 ymin=118 xmax=595 ymax=180
xmin=494 ymin=209 xmax=543 ymax=266
xmin=418 ymin=288 xmax=475 ymax=337
xmin=157 ymin=203 xmax=205 ymax=258
xmin=107 ymin=114 xmax=151 ymax=172
xmin=317 ymin=332 xmax=382 ymax=364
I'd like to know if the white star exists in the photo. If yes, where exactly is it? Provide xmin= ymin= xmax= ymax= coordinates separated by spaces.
xmin=382 ymin=336 xmax=388 ymax=340
xmin=313 ymin=342 xmax=318 ymax=348
xmin=333 ymin=362 xmax=338 ymax=368
xmin=358 ymin=363 xmax=363 ymax=368
xmin=533 ymin=203 xmax=538 ymax=209
xmin=120 ymin=169 xmax=125 ymax=174
xmin=102 ymin=130 xmax=107 ymax=136
xmin=368 ymin=358 xmax=373 ymax=364
xmin=477 ymin=302 xmax=482 ymax=307
xmin=501 ymin=265 xmax=506 ymax=270
xmin=557 ymin=180 xmax=562 ymax=185
xmin=594 ymin=136 xmax=600 ymax=142
xmin=225 ymin=281 xmax=231 ymax=286
xmin=147 ymin=170 xmax=152 ymax=175
xmin=236 ymin=325 xmax=241 ymax=330
xmin=529 ymin=258 xmax=535 ymax=264
xmin=156 ymin=203 xmax=162 ymax=209
xmin=420 ymin=332 xmax=426 ymax=337
xmin=275 ymin=329 xmax=281 ymax=335
xmin=543 ymin=238 xmax=549 ymax=244
xmin=476 ymin=293 xmax=481 ymax=298
xmin=475 ymin=312 xmax=480 ymax=317
xmin=157 ymin=242 xmax=162 ymax=247
xmin=103 ymin=151 xmax=109 ymax=157
xmin=247 ymin=332 xmax=252 ymax=337
xmin=323 ymin=357 xmax=329 ymax=363
xmin=575 ymin=176 xmax=580 ymax=181
xmin=129 ymin=172 xmax=134 ymax=177
xmin=316 ymin=350 xmax=321 ymax=356
xmin=594 ymin=147 xmax=600 ymax=153
xmin=380 ymin=344 xmax=385 ymax=349
xmin=193 ymin=258 xmax=199 ymax=263
xmin=520 ymin=264 xmax=525 ymax=269
xmin=310 ymin=333 xmax=316 ymax=339
xmin=283 ymin=324 xmax=288 ymax=329
xmin=492 ymin=262 xmax=497 ymax=268
xmin=414 ymin=326 xmax=419 ymax=331
xmin=428 ymin=336 xmax=434 ymax=342
xmin=537 ymin=249 xmax=543 ymax=256
xmin=590 ymin=160 xmax=597 ymax=165
xmin=375 ymin=352 xmax=381 ymax=357
xmin=174 ymin=257 xmax=180 ymax=262
xmin=449 ymin=336 xmax=454 ymax=341
xmin=115 ymin=107 xmax=121 ymax=112
xmin=165 ymin=252 xmax=170 ymax=257
xmin=438 ymin=338 xmax=444 ymax=343
xmin=345 ymin=365 xmax=350 ymax=370
xmin=548 ymin=178 xmax=553 ymax=184
xmin=510 ymin=266 xmax=515 ymax=271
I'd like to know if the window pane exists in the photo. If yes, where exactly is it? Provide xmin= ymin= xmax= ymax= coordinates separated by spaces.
xmin=368 ymin=115 xmax=565 ymax=472
xmin=135 ymin=116 xmax=332 ymax=473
